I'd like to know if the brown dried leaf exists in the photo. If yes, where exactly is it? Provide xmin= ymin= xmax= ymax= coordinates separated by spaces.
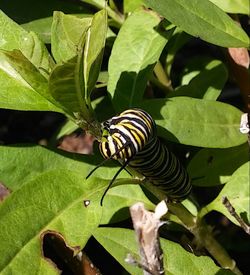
xmin=227 ymin=48 xmax=250 ymax=110
xmin=228 ymin=48 xmax=250 ymax=69
xmin=58 ymin=133 xmax=95 ymax=154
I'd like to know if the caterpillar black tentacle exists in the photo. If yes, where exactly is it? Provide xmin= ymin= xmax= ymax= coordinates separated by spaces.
xmin=97 ymin=108 xmax=192 ymax=203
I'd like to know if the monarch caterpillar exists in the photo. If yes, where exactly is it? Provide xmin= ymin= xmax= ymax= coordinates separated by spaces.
xmin=93 ymin=108 xmax=192 ymax=204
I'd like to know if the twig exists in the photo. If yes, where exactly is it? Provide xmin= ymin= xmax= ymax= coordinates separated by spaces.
xmin=129 ymin=201 xmax=168 ymax=275
xmin=222 ymin=196 xmax=250 ymax=235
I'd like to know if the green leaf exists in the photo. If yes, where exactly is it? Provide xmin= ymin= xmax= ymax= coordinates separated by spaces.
xmin=188 ymin=143 xmax=249 ymax=186
xmin=22 ymin=14 xmax=96 ymax=45
xmin=171 ymin=60 xmax=228 ymax=100
xmin=124 ymin=0 xmax=143 ymax=12
xmin=209 ymin=0 xmax=250 ymax=15
xmin=49 ymin=55 xmax=89 ymax=118
xmin=48 ymin=118 xmax=79 ymax=147
xmin=0 ymin=170 xmax=106 ymax=274
xmin=83 ymin=9 xmax=107 ymax=99
xmin=101 ymin=184 xmax=155 ymax=224
xmin=0 ymin=144 xmax=128 ymax=191
xmin=108 ymin=9 xmax=171 ymax=112
xmin=51 ymin=12 xmax=92 ymax=64
xmin=97 ymin=71 xmax=109 ymax=85
xmin=0 ymin=10 xmax=27 ymax=49
xmin=180 ymin=56 xmax=216 ymax=85
xmin=21 ymin=31 xmax=55 ymax=78
xmin=165 ymin=29 xmax=191 ymax=76
xmin=94 ymin=227 xmax=227 ymax=275
xmin=80 ymin=0 xmax=106 ymax=9
xmin=48 ymin=55 xmax=98 ymax=128
xmin=50 ymin=10 xmax=107 ymax=123
xmin=54 ymin=119 xmax=79 ymax=141
xmin=199 ymin=162 xmax=250 ymax=226
xmin=140 ymin=97 xmax=247 ymax=148
xmin=0 ymin=50 xmax=60 ymax=112
xmin=22 ymin=17 xmax=53 ymax=44
xmin=92 ymin=95 xmax=115 ymax=118
xmin=0 ymin=10 xmax=53 ymax=76
xmin=144 ymin=0 xmax=249 ymax=48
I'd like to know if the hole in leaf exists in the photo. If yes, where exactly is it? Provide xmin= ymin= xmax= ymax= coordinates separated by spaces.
xmin=41 ymin=231 xmax=100 ymax=274
xmin=41 ymin=231 xmax=80 ymax=274
xmin=0 ymin=182 xmax=11 ymax=202
xmin=83 ymin=200 xmax=91 ymax=207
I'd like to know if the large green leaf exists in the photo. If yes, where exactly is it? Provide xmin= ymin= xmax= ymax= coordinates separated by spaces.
xmin=0 ymin=10 xmax=53 ymax=76
xmin=199 ymin=162 xmax=250 ymax=226
xmin=101 ymin=184 xmax=155 ymax=224
xmin=144 ymin=0 xmax=249 ymax=48
xmin=0 ymin=144 xmax=128 ymax=191
xmin=108 ymin=8 xmax=171 ymax=112
xmin=171 ymin=60 xmax=228 ymax=100
xmin=51 ymin=12 xmax=91 ymax=64
xmin=94 ymin=227 xmax=228 ymax=274
xmin=0 ymin=50 xmax=60 ymax=112
xmin=0 ymin=170 xmax=106 ymax=274
xmin=188 ymin=143 xmax=249 ymax=186
xmin=140 ymin=97 xmax=247 ymax=148
xmin=209 ymin=0 xmax=249 ymax=15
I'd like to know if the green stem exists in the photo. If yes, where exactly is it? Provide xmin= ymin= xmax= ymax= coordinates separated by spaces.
xmin=169 ymin=204 xmax=241 ymax=274
xmin=143 ymin=181 xmax=242 ymax=274
xmin=75 ymin=115 xmax=101 ymax=140
xmin=153 ymin=61 xmax=173 ymax=92
xmin=150 ymin=75 xmax=173 ymax=95
xmin=106 ymin=6 xmax=124 ymax=26
xmin=81 ymin=0 xmax=124 ymax=26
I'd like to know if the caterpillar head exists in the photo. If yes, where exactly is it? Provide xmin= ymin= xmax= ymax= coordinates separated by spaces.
xmin=99 ymin=109 xmax=156 ymax=161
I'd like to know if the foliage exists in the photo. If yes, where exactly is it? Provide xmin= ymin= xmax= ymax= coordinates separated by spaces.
xmin=0 ymin=0 xmax=249 ymax=274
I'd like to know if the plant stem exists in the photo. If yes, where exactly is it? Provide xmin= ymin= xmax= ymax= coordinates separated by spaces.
xmin=106 ymin=6 xmax=124 ymax=26
xmin=81 ymin=0 xmax=124 ymax=26
xmin=150 ymin=75 xmax=173 ymax=95
xmin=169 ymin=203 xmax=242 ymax=274
xmin=153 ymin=61 xmax=173 ymax=93
xmin=143 ymin=181 xmax=243 ymax=274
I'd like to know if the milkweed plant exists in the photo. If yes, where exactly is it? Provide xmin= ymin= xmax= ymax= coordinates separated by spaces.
xmin=0 ymin=0 xmax=249 ymax=274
